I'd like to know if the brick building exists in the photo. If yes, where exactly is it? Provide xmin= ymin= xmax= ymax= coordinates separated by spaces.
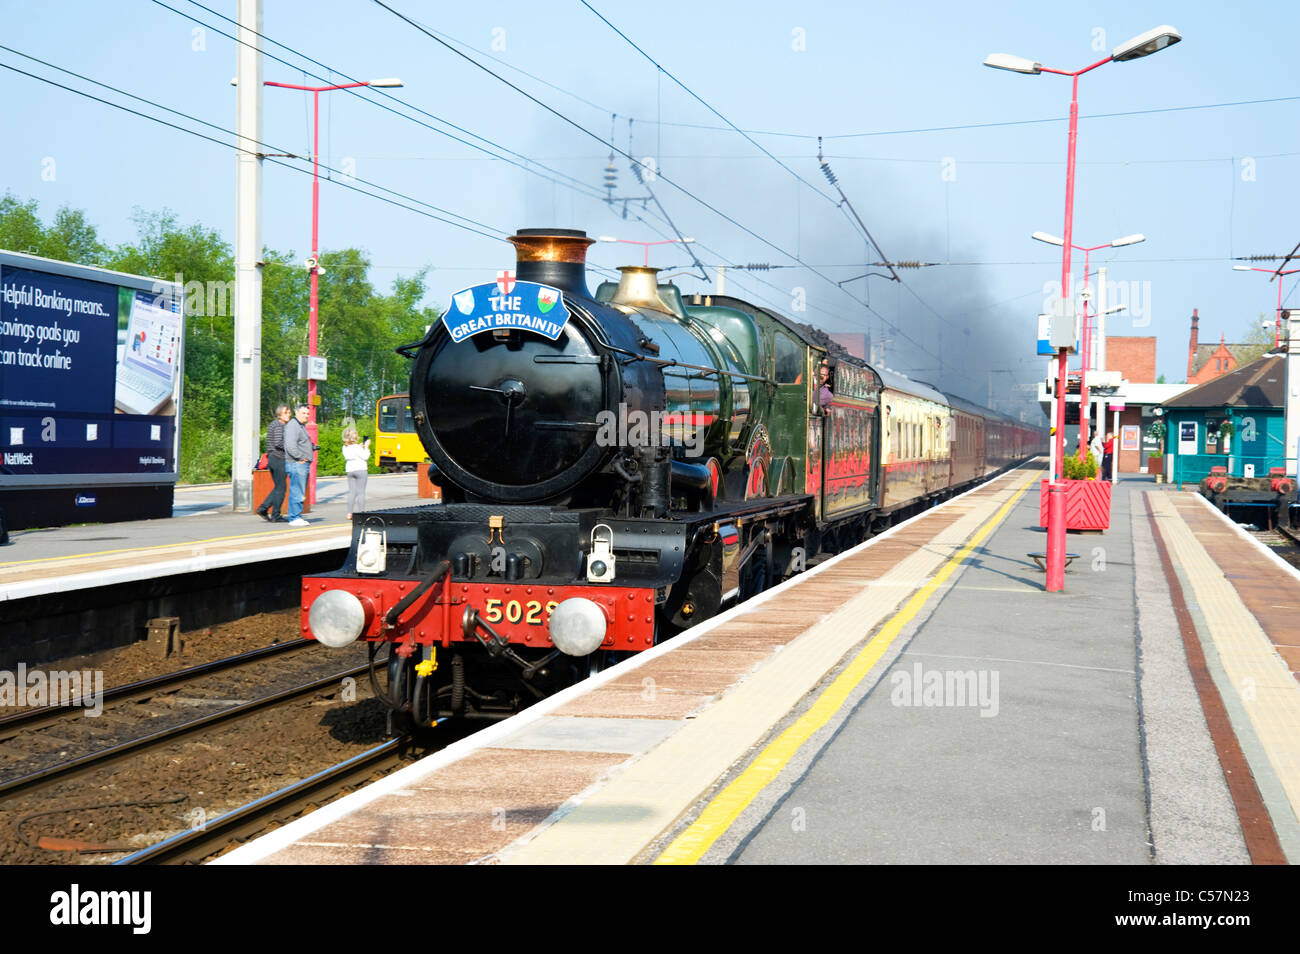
xmin=1186 ymin=308 xmax=1258 ymax=385
xmin=1105 ymin=336 xmax=1156 ymax=385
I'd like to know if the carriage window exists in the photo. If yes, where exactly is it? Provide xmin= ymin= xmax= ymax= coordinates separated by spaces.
xmin=775 ymin=333 xmax=802 ymax=384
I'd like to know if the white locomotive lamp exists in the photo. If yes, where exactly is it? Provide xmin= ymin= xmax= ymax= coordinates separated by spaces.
xmin=357 ymin=527 xmax=386 ymax=575
xmin=586 ymin=524 xmax=617 ymax=583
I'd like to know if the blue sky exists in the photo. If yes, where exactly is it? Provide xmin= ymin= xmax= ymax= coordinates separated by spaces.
xmin=2 ymin=0 xmax=1297 ymax=408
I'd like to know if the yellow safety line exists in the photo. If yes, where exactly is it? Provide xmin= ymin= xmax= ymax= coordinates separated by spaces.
xmin=0 ymin=523 xmax=349 ymax=567
xmin=654 ymin=470 xmax=1037 ymax=865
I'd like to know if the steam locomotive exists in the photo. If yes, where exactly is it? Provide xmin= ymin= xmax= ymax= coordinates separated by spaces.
xmin=301 ymin=228 xmax=1044 ymax=728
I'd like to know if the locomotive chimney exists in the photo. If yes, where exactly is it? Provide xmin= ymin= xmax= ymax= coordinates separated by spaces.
xmin=609 ymin=266 xmax=673 ymax=315
xmin=508 ymin=228 xmax=594 ymax=295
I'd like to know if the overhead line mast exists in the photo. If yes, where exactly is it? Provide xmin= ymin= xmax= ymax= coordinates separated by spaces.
xmin=231 ymin=0 xmax=263 ymax=513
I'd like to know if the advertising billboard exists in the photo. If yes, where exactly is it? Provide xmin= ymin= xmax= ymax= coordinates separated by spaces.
xmin=0 ymin=250 xmax=183 ymax=527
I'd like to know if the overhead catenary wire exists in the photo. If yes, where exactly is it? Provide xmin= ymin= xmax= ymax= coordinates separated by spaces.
xmin=369 ymin=0 xmax=976 ymax=379
xmin=216 ymin=0 xmax=1296 ymax=151
xmin=152 ymin=0 xmax=608 ymax=203
xmin=577 ymin=3 xmax=978 ymax=345
xmin=370 ymin=3 xmax=877 ymax=300
xmin=0 ymin=56 xmax=506 ymax=242
xmin=0 ymin=42 xmax=958 ymax=382
xmin=616 ymin=187 xmax=1006 ymax=396
xmin=637 ymin=95 xmax=1300 ymax=140
xmin=12 ymin=10 xmax=1033 ymax=399
xmin=579 ymin=1 xmax=839 ymax=209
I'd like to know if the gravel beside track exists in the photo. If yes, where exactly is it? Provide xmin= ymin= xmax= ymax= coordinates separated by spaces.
xmin=0 ymin=609 xmax=430 ymax=864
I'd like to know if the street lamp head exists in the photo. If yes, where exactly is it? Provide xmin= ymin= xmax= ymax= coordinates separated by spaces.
xmin=984 ymin=53 xmax=1042 ymax=74
xmin=1232 ymin=265 xmax=1253 ymax=271
xmin=1110 ymin=234 xmax=1145 ymax=247
xmin=1111 ymin=25 xmax=1181 ymax=62
xmin=597 ymin=236 xmax=619 ymax=243
xmin=367 ymin=78 xmax=404 ymax=88
xmin=1032 ymin=231 xmax=1065 ymax=246
xmin=1103 ymin=305 xmax=1127 ymax=315
xmin=681 ymin=237 xmax=695 ymax=244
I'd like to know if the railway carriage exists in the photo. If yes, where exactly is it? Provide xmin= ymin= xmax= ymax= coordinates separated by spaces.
xmin=373 ymin=393 xmax=422 ymax=470
xmin=301 ymin=227 xmax=1043 ymax=728
xmin=878 ymin=370 xmax=951 ymax=510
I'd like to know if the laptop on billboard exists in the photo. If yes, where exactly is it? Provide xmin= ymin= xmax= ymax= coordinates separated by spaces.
xmin=114 ymin=290 xmax=180 ymax=416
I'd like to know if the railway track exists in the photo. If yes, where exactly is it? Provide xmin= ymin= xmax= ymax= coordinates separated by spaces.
xmin=0 ymin=638 xmax=311 ymax=735
xmin=0 ymin=630 xmax=474 ymax=865
xmin=115 ymin=736 xmax=412 ymax=864
xmin=0 ymin=662 xmax=369 ymax=800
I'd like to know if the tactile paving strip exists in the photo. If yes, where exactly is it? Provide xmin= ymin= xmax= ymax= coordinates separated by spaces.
xmin=1148 ymin=492 xmax=1300 ymax=832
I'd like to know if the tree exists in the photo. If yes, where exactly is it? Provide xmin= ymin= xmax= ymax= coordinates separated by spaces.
xmin=1237 ymin=314 xmax=1276 ymax=366
xmin=0 ymin=192 xmax=108 ymax=264
xmin=2 ymin=194 xmax=440 ymax=480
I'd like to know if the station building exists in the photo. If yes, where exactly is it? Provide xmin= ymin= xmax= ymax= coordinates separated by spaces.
xmin=1159 ymin=351 xmax=1287 ymax=485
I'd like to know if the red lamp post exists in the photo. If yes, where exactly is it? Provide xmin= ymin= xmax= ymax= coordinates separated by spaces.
xmin=265 ymin=77 xmax=403 ymax=504
xmin=1233 ymin=264 xmax=1300 ymax=349
xmin=986 ymin=25 xmax=1180 ymax=592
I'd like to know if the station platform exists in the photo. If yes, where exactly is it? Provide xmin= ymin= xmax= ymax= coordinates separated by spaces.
xmin=215 ymin=463 xmax=1300 ymax=866
xmin=0 ymin=472 xmax=419 ymax=602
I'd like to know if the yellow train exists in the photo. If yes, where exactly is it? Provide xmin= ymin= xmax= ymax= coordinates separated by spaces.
xmin=373 ymin=393 xmax=425 ymax=470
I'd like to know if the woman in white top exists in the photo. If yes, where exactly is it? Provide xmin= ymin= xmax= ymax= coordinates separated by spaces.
xmin=342 ymin=427 xmax=370 ymax=519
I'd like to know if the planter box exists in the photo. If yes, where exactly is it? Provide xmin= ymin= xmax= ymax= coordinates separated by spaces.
xmin=252 ymin=467 xmax=310 ymax=514
xmin=1147 ymin=455 xmax=1162 ymax=476
xmin=417 ymin=462 xmax=442 ymax=501
xmin=1039 ymin=478 xmax=1111 ymax=531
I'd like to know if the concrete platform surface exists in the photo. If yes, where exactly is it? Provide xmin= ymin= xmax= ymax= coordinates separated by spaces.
xmin=207 ymin=466 xmax=1298 ymax=865
xmin=0 ymin=473 xmax=419 ymax=599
